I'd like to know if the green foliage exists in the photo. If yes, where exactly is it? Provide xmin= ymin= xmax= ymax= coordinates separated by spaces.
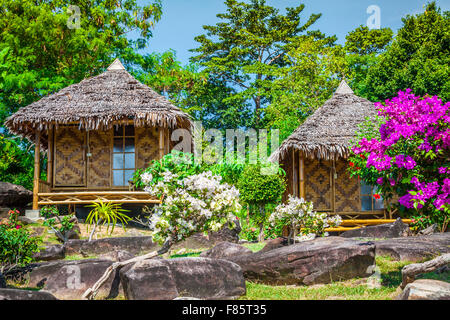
xmin=191 ymin=0 xmax=330 ymax=128
xmin=237 ymin=163 xmax=286 ymax=207
xmin=345 ymin=25 xmax=393 ymax=55
xmin=85 ymin=201 xmax=131 ymax=236
xmin=0 ymin=223 xmax=41 ymax=269
xmin=364 ymin=2 xmax=450 ymax=101
xmin=40 ymin=206 xmax=76 ymax=242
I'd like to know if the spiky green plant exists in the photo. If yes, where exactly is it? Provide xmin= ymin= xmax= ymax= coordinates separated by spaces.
xmin=85 ymin=201 xmax=132 ymax=241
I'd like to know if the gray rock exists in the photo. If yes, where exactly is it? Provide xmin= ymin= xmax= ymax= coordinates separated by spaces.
xmin=340 ymin=218 xmax=410 ymax=238
xmin=120 ymin=257 xmax=246 ymax=300
xmin=0 ymin=182 xmax=32 ymax=207
xmin=0 ymin=272 xmax=5 ymax=288
xmin=17 ymin=216 xmax=34 ymax=225
xmin=173 ymin=223 xmax=241 ymax=250
xmin=259 ymin=237 xmax=289 ymax=253
xmin=120 ymin=259 xmax=179 ymax=300
xmin=200 ymin=241 xmax=252 ymax=259
xmin=229 ymin=236 xmax=376 ymax=285
xmin=99 ymin=250 xmax=135 ymax=262
xmin=375 ymin=233 xmax=450 ymax=262
xmin=418 ymin=224 xmax=437 ymax=236
xmin=33 ymin=245 xmax=65 ymax=262
xmin=27 ymin=259 xmax=122 ymax=300
xmin=0 ymin=288 xmax=58 ymax=300
xmin=397 ymin=279 xmax=450 ymax=300
xmin=65 ymin=236 xmax=158 ymax=256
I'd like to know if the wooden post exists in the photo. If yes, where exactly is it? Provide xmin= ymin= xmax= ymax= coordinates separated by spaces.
xmin=33 ymin=131 xmax=41 ymax=210
xmin=292 ymin=149 xmax=298 ymax=197
xmin=159 ymin=127 xmax=165 ymax=160
xmin=47 ymin=127 xmax=53 ymax=185
xmin=299 ymin=153 xmax=305 ymax=199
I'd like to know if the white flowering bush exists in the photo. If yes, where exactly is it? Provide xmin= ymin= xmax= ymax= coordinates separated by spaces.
xmin=269 ymin=195 xmax=342 ymax=240
xmin=142 ymin=170 xmax=241 ymax=246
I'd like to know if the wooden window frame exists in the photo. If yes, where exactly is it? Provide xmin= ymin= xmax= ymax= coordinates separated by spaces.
xmin=360 ymin=180 xmax=385 ymax=212
xmin=111 ymin=125 xmax=136 ymax=188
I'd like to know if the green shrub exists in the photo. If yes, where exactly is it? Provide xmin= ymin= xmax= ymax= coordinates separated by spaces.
xmin=0 ymin=224 xmax=41 ymax=271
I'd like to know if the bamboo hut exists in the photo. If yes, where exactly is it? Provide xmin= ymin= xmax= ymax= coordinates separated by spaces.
xmin=4 ymin=59 xmax=192 ymax=210
xmin=271 ymin=80 xmax=397 ymax=226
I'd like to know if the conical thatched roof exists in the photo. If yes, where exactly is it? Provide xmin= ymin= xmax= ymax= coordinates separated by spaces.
xmin=4 ymin=59 xmax=192 ymax=143
xmin=270 ymin=80 xmax=377 ymax=161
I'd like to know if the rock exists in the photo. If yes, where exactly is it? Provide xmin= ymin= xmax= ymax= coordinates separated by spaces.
xmin=200 ymin=242 xmax=252 ymax=259
xmin=99 ymin=250 xmax=135 ymax=262
xmin=65 ymin=236 xmax=158 ymax=256
xmin=375 ymin=233 xmax=450 ymax=262
xmin=17 ymin=216 xmax=34 ymax=225
xmin=33 ymin=245 xmax=65 ymax=262
xmin=0 ymin=272 xmax=5 ymax=288
xmin=340 ymin=218 xmax=411 ymax=238
xmin=0 ymin=182 xmax=32 ymax=208
xmin=173 ymin=223 xmax=241 ymax=250
xmin=229 ymin=237 xmax=376 ymax=285
xmin=121 ymin=257 xmax=246 ymax=300
xmin=397 ymin=279 xmax=450 ymax=300
xmin=120 ymin=259 xmax=179 ymax=300
xmin=418 ymin=224 xmax=437 ymax=236
xmin=259 ymin=237 xmax=289 ymax=253
xmin=55 ymin=229 xmax=80 ymax=243
xmin=0 ymin=288 xmax=58 ymax=300
xmin=26 ymin=259 xmax=121 ymax=300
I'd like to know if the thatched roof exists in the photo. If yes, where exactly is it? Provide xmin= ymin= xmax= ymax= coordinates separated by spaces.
xmin=270 ymin=80 xmax=377 ymax=161
xmin=4 ymin=59 xmax=192 ymax=143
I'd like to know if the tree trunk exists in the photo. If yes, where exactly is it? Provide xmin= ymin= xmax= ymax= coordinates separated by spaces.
xmin=401 ymin=253 xmax=450 ymax=288
xmin=258 ymin=204 xmax=265 ymax=243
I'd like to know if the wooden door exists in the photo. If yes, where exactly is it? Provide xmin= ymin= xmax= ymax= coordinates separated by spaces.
xmin=135 ymin=127 xmax=159 ymax=169
xmin=54 ymin=126 xmax=86 ymax=187
xmin=87 ymin=130 xmax=112 ymax=188
xmin=304 ymin=158 xmax=333 ymax=211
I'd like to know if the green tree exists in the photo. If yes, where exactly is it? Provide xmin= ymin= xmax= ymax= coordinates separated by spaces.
xmin=190 ymin=0 xmax=331 ymax=128
xmin=265 ymin=37 xmax=347 ymax=141
xmin=237 ymin=163 xmax=285 ymax=241
xmin=364 ymin=2 xmax=450 ymax=101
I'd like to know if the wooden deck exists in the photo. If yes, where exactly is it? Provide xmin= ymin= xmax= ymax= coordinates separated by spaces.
xmin=325 ymin=219 xmax=413 ymax=232
xmin=37 ymin=191 xmax=160 ymax=206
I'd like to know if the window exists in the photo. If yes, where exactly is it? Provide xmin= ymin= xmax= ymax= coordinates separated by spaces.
xmin=360 ymin=181 xmax=384 ymax=211
xmin=112 ymin=125 xmax=135 ymax=187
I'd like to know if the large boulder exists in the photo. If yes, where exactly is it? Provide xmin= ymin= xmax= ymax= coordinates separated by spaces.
xmin=200 ymin=242 xmax=252 ymax=259
xmin=99 ymin=250 xmax=135 ymax=262
xmin=173 ymin=223 xmax=241 ymax=250
xmin=64 ymin=236 xmax=159 ymax=256
xmin=120 ymin=257 xmax=246 ymax=300
xmin=375 ymin=233 xmax=450 ymax=261
xmin=26 ymin=259 xmax=121 ymax=300
xmin=340 ymin=218 xmax=410 ymax=238
xmin=229 ymin=237 xmax=376 ymax=285
xmin=0 ymin=182 xmax=32 ymax=208
xmin=33 ymin=245 xmax=65 ymax=262
xmin=0 ymin=288 xmax=58 ymax=300
xmin=397 ymin=279 xmax=450 ymax=300
xmin=259 ymin=237 xmax=289 ymax=253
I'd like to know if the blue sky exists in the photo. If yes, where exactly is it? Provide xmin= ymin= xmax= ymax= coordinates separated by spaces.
xmin=139 ymin=0 xmax=450 ymax=65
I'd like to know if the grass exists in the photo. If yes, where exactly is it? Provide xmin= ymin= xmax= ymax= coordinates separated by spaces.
xmin=242 ymin=242 xmax=266 ymax=252
xmin=239 ymin=255 xmax=448 ymax=300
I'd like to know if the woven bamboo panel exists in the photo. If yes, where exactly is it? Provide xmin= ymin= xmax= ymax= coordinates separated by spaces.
xmin=88 ymin=130 xmax=111 ymax=188
xmin=136 ymin=127 xmax=159 ymax=169
xmin=54 ymin=127 xmax=86 ymax=186
xmin=334 ymin=159 xmax=360 ymax=212
xmin=305 ymin=158 xmax=332 ymax=210
xmin=282 ymin=150 xmax=293 ymax=202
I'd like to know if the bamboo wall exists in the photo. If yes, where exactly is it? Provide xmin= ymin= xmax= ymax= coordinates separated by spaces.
xmin=51 ymin=125 xmax=162 ymax=190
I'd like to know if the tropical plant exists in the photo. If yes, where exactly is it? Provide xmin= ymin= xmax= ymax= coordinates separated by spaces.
xmin=85 ymin=201 xmax=131 ymax=241
xmin=349 ymin=90 xmax=449 ymax=230
xmin=269 ymin=195 xmax=342 ymax=243
xmin=237 ymin=163 xmax=286 ymax=241
xmin=40 ymin=206 xmax=77 ymax=243
xmin=0 ymin=223 xmax=41 ymax=273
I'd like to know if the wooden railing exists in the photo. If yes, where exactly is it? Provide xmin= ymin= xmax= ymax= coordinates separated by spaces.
xmin=38 ymin=179 xmax=52 ymax=193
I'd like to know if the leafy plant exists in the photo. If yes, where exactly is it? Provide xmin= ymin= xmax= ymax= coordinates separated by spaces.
xmin=237 ymin=163 xmax=286 ymax=241
xmin=0 ymin=224 xmax=41 ymax=273
xmin=40 ymin=205 xmax=76 ymax=243
xmin=85 ymin=201 xmax=132 ymax=241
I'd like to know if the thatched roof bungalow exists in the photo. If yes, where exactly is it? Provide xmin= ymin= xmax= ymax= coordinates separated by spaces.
xmin=271 ymin=80 xmax=387 ymax=218
xmin=4 ymin=59 xmax=192 ymax=210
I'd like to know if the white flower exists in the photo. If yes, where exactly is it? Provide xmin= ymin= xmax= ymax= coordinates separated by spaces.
xmin=141 ymin=172 xmax=153 ymax=185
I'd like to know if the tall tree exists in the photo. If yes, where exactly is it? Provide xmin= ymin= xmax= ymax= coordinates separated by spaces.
xmin=364 ymin=2 xmax=449 ymax=101
xmin=190 ymin=0 xmax=331 ymax=128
